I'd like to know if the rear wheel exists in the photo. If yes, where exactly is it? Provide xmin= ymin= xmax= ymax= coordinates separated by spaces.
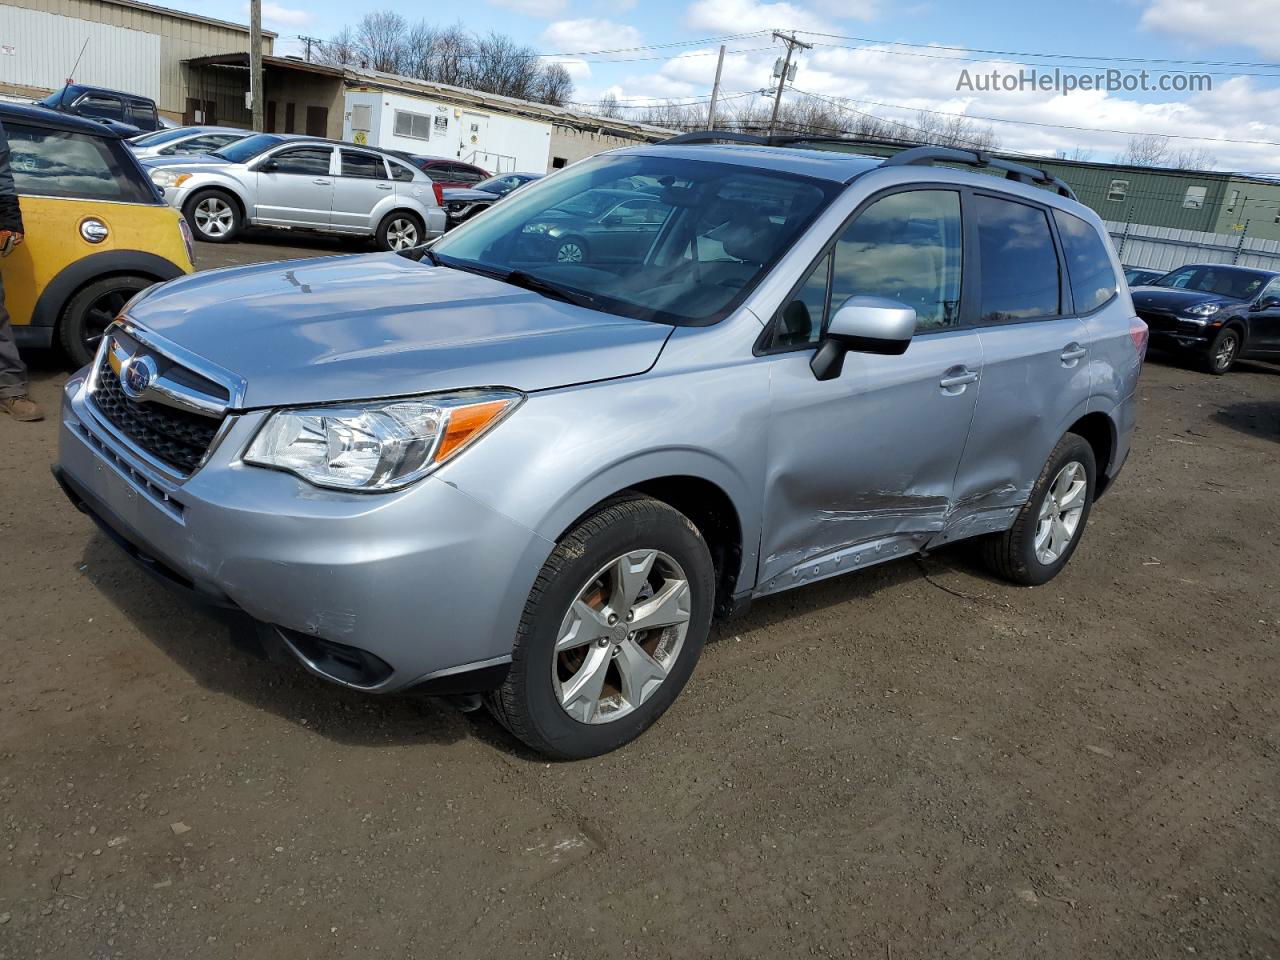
xmin=182 ymin=189 xmax=240 ymax=243
xmin=376 ymin=211 xmax=425 ymax=258
xmin=981 ymin=433 xmax=1096 ymax=586
xmin=58 ymin=275 xmax=152 ymax=368
xmin=1204 ymin=327 xmax=1241 ymax=375
xmin=487 ymin=496 xmax=715 ymax=759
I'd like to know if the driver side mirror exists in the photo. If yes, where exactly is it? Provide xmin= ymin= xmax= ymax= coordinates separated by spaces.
xmin=1253 ymin=295 xmax=1280 ymax=311
xmin=810 ymin=297 xmax=916 ymax=382
xmin=602 ymin=214 xmax=623 ymax=226
xmin=257 ymin=158 xmax=278 ymax=173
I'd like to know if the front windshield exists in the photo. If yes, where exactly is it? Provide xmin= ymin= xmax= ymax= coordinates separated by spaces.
xmin=211 ymin=133 xmax=284 ymax=164
xmin=130 ymin=127 xmax=191 ymax=147
xmin=431 ymin=154 xmax=837 ymax=325
xmin=1154 ymin=265 xmax=1269 ymax=300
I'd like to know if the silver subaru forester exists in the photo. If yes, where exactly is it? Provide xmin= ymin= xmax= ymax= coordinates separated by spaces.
xmin=55 ymin=136 xmax=1146 ymax=758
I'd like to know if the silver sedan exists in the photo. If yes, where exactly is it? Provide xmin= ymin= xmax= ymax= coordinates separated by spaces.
xmin=128 ymin=125 xmax=249 ymax=159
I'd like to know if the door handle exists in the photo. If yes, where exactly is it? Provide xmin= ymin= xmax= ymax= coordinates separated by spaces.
xmin=1060 ymin=343 xmax=1087 ymax=364
xmin=312 ymin=178 xmax=331 ymax=185
xmin=939 ymin=367 xmax=978 ymax=391
xmin=376 ymin=183 xmax=392 ymax=190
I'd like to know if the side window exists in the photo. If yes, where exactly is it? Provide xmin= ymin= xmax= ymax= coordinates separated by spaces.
xmin=129 ymin=101 xmax=158 ymax=129
xmin=341 ymin=151 xmax=386 ymax=178
xmin=610 ymin=200 xmax=668 ymax=224
xmin=388 ymin=161 xmax=416 ymax=182
xmin=1107 ymin=179 xmax=1128 ymax=202
xmin=177 ymin=134 xmax=236 ymax=155
xmin=1053 ymin=209 xmax=1118 ymax=313
xmin=831 ymin=189 xmax=963 ymax=332
xmin=76 ymin=94 xmax=123 ymax=121
xmin=5 ymin=123 xmax=153 ymax=202
xmin=453 ymin=165 xmax=482 ymax=184
xmin=974 ymin=194 xmax=1060 ymax=323
xmin=774 ymin=252 xmax=832 ymax=347
xmin=269 ymin=147 xmax=332 ymax=176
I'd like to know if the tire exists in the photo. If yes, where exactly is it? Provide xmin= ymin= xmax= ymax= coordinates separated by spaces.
xmin=553 ymin=236 xmax=588 ymax=264
xmin=58 ymin=275 xmax=152 ymax=368
xmin=1203 ymin=326 xmax=1241 ymax=375
xmin=376 ymin=211 xmax=425 ymax=258
xmin=182 ymin=189 xmax=241 ymax=243
xmin=487 ymin=495 xmax=715 ymax=759
xmin=980 ymin=433 xmax=1097 ymax=586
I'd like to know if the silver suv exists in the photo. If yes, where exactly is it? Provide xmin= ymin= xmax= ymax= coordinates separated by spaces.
xmin=142 ymin=133 xmax=446 ymax=253
xmin=55 ymin=135 xmax=1146 ymax=759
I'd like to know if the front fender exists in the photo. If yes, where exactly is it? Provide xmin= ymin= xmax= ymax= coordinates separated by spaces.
xmin=30 ymin=250 xmax=186 ymax=330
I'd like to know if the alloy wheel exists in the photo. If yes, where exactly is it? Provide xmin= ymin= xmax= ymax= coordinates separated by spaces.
xmin=552 ymin=549 xmax=692 ymax=724
xmin=1034 ymin=461 xmax=1087 ymax=564
xmin=193 ymin=197 xmax=233 ymax=238
xmin=556 ymin=241 xmax=584 ymax=263
xmin=1214 ymin=332 xmax=1238 ymax=372
xmin=387 ymin=218 xmax=419 ymax=251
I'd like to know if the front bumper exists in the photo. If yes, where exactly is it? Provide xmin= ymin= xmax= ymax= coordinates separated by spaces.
xmin=55 ymin=375 xmax=553 ymax=693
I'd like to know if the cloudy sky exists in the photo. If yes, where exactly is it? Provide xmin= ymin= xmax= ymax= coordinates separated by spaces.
xmin=194 ymin=0 xmax=1280 ymax=172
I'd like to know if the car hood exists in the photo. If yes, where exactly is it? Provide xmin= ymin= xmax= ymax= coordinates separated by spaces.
xmin=442 ymin=187 xmax=499 ymax=202
xmin=124 ymin=253 xmax=673 ymax=408
xmin=1130 ymin=286 xmax=1242 ymax=312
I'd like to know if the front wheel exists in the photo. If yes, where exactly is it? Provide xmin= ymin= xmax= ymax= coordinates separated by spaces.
xmin=980 ymin=433 xmax=1096 ymax=586
xmin=1204 ymin=327 xmax=1241 ymax=375
xmin=487 ymin=496 xmax=715 ymax=759
xmin=59 ymin=275 xmax=152 ymax=368
xmin=182 ymin=189 xmax=240 ymax=243
xmin=553 ymin=237 xmax=588 ymax=264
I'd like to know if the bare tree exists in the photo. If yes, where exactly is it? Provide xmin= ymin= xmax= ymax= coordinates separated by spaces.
xmin=355 ymin=11 xmax=408 ymax=73
xmin=317 ymin=27 xmax=359 ymax=68
xmin=1122 ymin=133 xmax=1216 ymax=170
xmin=1169 ymin=145 xmax=1216 ymax=170
xmin=1055 ymin=146 xmax=1095 ymax=162
xmin=535 ymin=64 xmax=574 ymax=108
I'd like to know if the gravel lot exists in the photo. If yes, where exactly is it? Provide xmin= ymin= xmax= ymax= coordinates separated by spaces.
xmin=2 ymin=238 xmax=1278 ymax=959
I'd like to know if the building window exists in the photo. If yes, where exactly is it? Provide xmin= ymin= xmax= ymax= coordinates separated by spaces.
xmin=1183 ymin=186 xmax=1207 ymax=209
xmin=551 ymin=156 xmax=567 ymax=169
xmin=393 ymin=110 xmax=432 ymax=140
xmin=1107 ymin=179 xmax=1128 ymax=202
xmin=1227 ymin=189 xmax=1239 ymax=212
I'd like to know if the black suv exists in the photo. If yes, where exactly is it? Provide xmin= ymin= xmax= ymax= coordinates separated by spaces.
xmin=37 ymin=85 xmax=161 ymax=138
xmin=1131 ymin=263 xmax=1280 ymax=374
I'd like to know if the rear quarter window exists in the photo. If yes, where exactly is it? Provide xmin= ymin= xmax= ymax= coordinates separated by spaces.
xmin=1054 ymin=209 xmax=1118 ymax=313
xmin=5 ymin=122 xmax=157 ymax=203
xmin=974 ymin=193 xmax=1061 ymax=323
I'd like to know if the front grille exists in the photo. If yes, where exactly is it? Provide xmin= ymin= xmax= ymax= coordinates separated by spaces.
xmin=91 ymin=357 xmax=222 ymax=475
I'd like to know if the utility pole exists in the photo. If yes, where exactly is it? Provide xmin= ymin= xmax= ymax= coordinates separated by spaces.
xmin=767 ymin=30 xmax=810 ymax=137
xmin=707 ymin=44 xmax=725 ymax=130
xmin=249 ymin=0 xmax=263 ymax=132
xmin=299 ymin=36 xmax=322 ymax=63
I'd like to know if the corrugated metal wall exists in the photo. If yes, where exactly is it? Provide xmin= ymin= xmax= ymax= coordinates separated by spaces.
xmin=1106 ymin=220 xmax=1280 ymax=272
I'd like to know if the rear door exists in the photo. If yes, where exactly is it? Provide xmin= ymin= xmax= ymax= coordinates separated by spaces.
xmin=1245 ymin=276 xmax=1280 ymax=354
xmin=331 ymin=148 xmax=392 ymax=232
xmin=946 ymin=191 xmax=1089 ymax=538
xmin=254 ymin=145 xmax=335 ymax=227
xmin=757 ymin=186 xmax=982 ymax=592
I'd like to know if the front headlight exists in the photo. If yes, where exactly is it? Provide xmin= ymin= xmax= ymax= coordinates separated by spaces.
xmin=1185 ymin=302 xmax=1221 ymax=317
xmin=244 ymin=390 xmax=522 ymax=491
xmin=149 ymin=169 xmax=193 ymax=189
xmin=522 ymin=222 xmax=552 ymax=234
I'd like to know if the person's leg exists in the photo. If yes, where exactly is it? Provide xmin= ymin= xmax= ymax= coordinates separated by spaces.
xmin=0 ymin=277 xmax=41 ymax=420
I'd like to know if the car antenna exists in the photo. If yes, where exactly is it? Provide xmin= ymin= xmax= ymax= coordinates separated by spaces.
xmin=59 ymin=38 xmax=89 ymax=109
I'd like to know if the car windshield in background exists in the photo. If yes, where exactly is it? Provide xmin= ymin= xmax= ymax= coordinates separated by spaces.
xmin=210 ymin=133 xmax=284 ymax=164
xmin=431 ymin=154 xmax=837 ymax=325
xmin=1153 ymin=265 xmax=1270 ymax=301
xmin=131 ymin=127 xmax=190 ymax=147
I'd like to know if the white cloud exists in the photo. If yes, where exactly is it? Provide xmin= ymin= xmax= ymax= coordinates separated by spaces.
xmin=685 ymin=0 xmax=875 ymax=34
xmin=540 ymin=19 xmax=644 ymax=52
xmin=485 ymin=0 xmax=569 ymax=19
xmin=242 ymin=1 xmax=312 ymax=26
xmin=1140 ymin=0 xmax=1280 ymax=56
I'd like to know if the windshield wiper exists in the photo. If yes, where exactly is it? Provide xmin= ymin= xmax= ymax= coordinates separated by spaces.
xmin=498 ymin=270 xmax=597 ymax=308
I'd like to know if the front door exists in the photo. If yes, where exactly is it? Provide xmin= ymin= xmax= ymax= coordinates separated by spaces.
xmin=254 ymin=145 xmax=335 ymax=227
xmin=1246 ymin=276 xmax=1280 ymax=355
xmin=331 ymin=149 xmax=392 ymax=232
xmin=757 ymin=187 xmax=980 ymax=594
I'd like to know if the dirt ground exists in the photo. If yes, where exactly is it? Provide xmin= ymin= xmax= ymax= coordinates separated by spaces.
xmin=1 ymin=239 xmax=1278 ymax=959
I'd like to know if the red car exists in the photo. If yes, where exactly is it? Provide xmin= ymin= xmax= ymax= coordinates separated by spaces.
xmin=401 ymin=157 xmax=491 ymax=190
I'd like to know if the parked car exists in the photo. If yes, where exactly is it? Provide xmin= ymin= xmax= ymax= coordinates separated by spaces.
xmin=1123 ymin=265 xmax=1164 ymax=287
xmin=1130 ymin=262 xmax=1280 ymax=373
xmin=128 ymin=125 xmax=249 ymax=160
xmin=36 ymin=84 xmax=161 ymax=138
xmin=516 ymin=187 xmax=668 ymax=263
xmin=141 ymin=134 xmax=446 ymax=253
xmin=53 ymin=137 xmax=1144 ymax=759
xmin=442 ymin=172 xmax=542 ymax=225
xmin=0 ymin=101 xmax=192 ymax=366
xmin=400 ymin=156 xmax=490 ymax=189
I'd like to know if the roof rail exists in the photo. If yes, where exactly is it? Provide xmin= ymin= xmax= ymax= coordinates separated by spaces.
xmin=882 ymin=145 xmax=1077 ymax=200
xmin=661 ymin=130 xmax=773 ymax=146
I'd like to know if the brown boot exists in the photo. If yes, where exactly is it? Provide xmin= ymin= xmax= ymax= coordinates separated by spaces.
xmin=0 ymin=395 xmax=43 ymax=422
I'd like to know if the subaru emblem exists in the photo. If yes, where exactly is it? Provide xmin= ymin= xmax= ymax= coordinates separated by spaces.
xmin=120 ymin=355 xmax=158 ymax=399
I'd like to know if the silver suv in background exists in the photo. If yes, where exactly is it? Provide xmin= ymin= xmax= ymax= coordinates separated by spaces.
xmin=55 ymin=134 xmax=1146 ymax=759
xmin=141 ymin=134 xmax=446 ymax=253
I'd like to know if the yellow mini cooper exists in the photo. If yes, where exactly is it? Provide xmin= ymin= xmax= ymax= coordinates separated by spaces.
xmin=1 ymin=102 xmax=194 ymax=367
